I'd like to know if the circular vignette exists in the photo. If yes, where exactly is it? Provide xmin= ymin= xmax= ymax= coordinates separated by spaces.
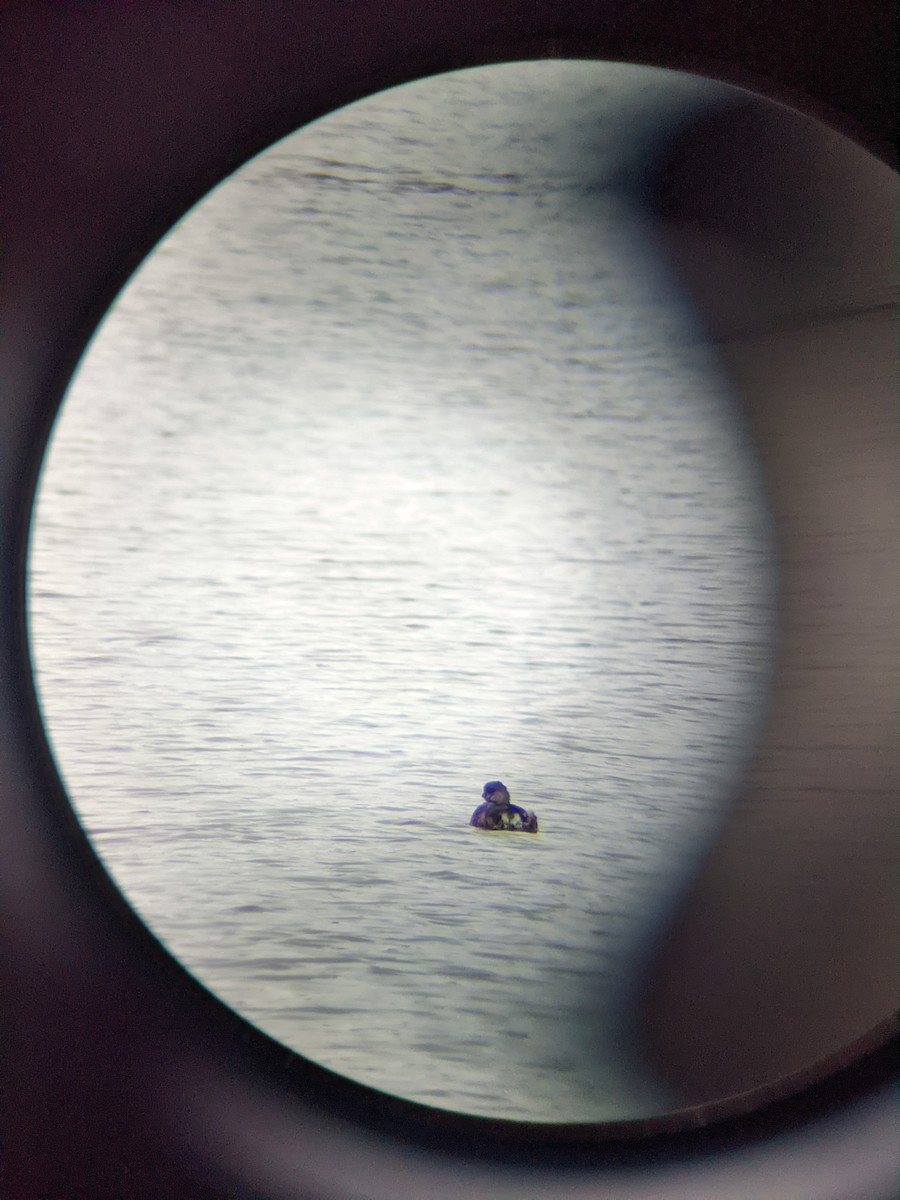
xmin=27 ymin=57 xmax=782 ymax=1127
xmin=1 ymin=7 xmax=897 ymax=1200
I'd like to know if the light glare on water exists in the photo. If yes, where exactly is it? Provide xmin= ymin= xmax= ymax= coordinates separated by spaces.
xmin=27 ymin=60 xmax=776 ymax=1121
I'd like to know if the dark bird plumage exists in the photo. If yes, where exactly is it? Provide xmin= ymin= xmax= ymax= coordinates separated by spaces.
xmin=469 ymin=781 xmax=538 ymax=833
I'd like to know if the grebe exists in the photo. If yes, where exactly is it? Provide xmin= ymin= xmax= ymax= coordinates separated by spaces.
xmin=469 ymin=781 xmax=538 ymax=833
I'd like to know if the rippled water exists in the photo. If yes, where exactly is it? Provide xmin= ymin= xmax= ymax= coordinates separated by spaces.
xmin=28 ymin=61 xmax=776 ymax=1121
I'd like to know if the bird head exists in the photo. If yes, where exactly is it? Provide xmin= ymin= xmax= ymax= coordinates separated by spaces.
xmin=482 ymin=780 xmax=511 ymax=806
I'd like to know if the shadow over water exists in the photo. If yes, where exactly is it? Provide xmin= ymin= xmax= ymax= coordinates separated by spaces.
xmin=638 ymin=97 xmax=899 ymax=1106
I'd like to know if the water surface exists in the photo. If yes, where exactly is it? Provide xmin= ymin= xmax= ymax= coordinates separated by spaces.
xmin=28 ymin=61 xmax=776 ymax=1121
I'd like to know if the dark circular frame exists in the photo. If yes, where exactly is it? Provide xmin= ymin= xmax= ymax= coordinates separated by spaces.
xmin=1 ymin=3 xmax=897 ymax=1198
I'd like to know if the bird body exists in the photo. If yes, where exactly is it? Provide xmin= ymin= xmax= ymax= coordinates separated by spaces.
xmin=469 ymin=781 xmax=538 ymax=833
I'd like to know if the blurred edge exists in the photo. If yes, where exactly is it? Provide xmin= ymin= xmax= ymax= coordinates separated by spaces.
xmin=0 ymin=1 xmax=897 ymax=1197
xmin=639 ymin=96 xmax=899 ymax=1101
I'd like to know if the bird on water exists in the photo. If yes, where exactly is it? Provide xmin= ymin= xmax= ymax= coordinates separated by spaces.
xmin=469 ymin=781 xmax=538 ymax=833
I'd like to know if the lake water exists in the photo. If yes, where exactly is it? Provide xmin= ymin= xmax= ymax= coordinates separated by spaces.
xmin=27 ymin=61 xmax=777 ymax=1122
